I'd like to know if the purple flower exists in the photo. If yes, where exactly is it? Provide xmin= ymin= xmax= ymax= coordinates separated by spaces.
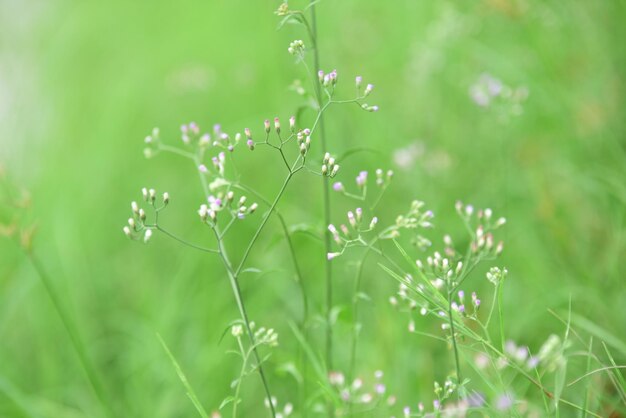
xmin=495 ymin=392 xmax=514 ymax=411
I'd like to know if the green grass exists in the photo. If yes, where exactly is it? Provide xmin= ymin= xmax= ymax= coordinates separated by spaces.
xmin=1 ymin=0 xmax=625 ymax=416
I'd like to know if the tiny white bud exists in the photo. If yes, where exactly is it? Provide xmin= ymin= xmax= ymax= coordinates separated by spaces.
xmin=347 ymin=211 xmax=356 ymax=227
xmin=141 ymin=188 xmax=148 ymax=201
xmin=139 ymin=208 xmax=146 ymax=221
xmin=249 ymin=202 xmax=258 ymax=213
xmin=162 ymin=192 xmax=170 ymax=205
xmin=131 ymin=201 xmax=139 ymax=214
xmin=198 ymin=204 xmax=208 ymax=221
xmin=123 ymin=226 xmax=131 ymax=236
xmin=331 ymin=164 xmax=340 ymax=177
xmin=144 ymin=229 xmax=152 ymax=243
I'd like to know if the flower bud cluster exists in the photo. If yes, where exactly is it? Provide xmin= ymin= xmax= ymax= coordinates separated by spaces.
xmin=322 ymin=153 xmax=340 ymax=177
xmin=332 ymin=168 xmax=394 ymax=203
xmin=199 ymin=151 xmax=227 ymax=177
xmin=254 ymin=326 xmax=278 ymax=347
xmin=287 ymin=39 xmax=305 ymax=58
xmin=181 ymin=122 xmax=217 ymax=148
xmin=318 ymin=69 xmax=338 ymax=88
xmin=143 ymin=127 xmax=161 ymax=158
xmin=486 ymin=266 xmax=508 ymax=286
xmin=327 ymin=369 xmax=396 ymax=406
xmin=389 ymin=278 xmax=425 ymax=318
xmin=455 ymin=201 xmax=505 ymax=256
xmin=504 ymin=340 xmax=538 ymax=370
xmin=264 ymin=397 xmax=293 ymax=418
xmin=198 ymin=191 xmax=258 ymax=223
xmin=275 ymin=2 xmax=289 ymax=16
xmin=296 ymin=126 xmax=312 ymax=156
xmin=210 ymin=123 xmax=240 ymax=151
xmin=469 ymin=73 xmax=528 ymax=117
xmin=123 ymin=187 xmax=169 ymax=243
xmin=451 ymin=289 xmax=481 ymax=318
xmin=375 ymin=168 xmax=393 ymax=187
xmin=394 ymin=200 xmax=434 ymax=231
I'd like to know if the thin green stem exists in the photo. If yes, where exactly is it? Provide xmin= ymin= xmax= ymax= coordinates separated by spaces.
xmin=447 ymin=289 xmax=463 ymax=391
xmin=232 ymin=336 xmax=248 ymax=418
xmin=309 ymin=0 xmax=333 ymax=374
xmin=150 ymin=225 xmax=219 ymax=254
xmin=348 ymin=249 xmax=370 ymax=383
xmin=214 ymin=232 xmax=277 ymax=418
xmin=234 ymin=173 xmax=293 ymax=277
xmin=497 ymin=282 xmax=505 ymax=352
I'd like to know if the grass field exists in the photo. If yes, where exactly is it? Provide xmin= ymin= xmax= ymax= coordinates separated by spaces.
xmin=1 ymin=1 xmax=625 ymax=417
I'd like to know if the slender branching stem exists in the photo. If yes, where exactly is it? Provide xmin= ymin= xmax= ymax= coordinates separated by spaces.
xmin=214 ymin=229 xmax=277 ymax=418
xmin=308 ymin=0 xmax=334 ymax=375
xmin=149 ymin=224 xmax=219 ymax=254
xmin=232 ymin=336 xmax=248 ymax=418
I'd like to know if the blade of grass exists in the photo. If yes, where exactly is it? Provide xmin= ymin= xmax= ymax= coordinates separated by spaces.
xmin=157 ymin=333 xmax=209 ymax=418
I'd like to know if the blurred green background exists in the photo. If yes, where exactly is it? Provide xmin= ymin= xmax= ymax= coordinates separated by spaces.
xmin=1 ymin=0 xmax=625 ymax=416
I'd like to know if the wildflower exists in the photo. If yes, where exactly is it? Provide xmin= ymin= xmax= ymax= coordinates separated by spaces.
xmin=289 ymin=116 xmax=295 ymax=132
xmin=143 ymin=229 xmax=152 ymax=243
xmin=327 ymin=252 xmax=341 ymax=261
xmin=247 ymin=139 xmax=255 ymax=150
xmin=332 ymin=182 xmax=344 ymax=192
xmin=287 ymin=39 xmax=305 ymax=56
xmin=369 ymin=216 xmax=378 ymax=229
xmin=198 ymin=204 xmax=209 ymax=221
xmin=123 ymin=226 xmax=131 ymax=237
xmin=162 ymin=192 xmax=170 ymax=205
xmin=364 ymin=84 xmax=374 ymax=96
xmin=231 ymin=325 xmax=243 ymax=337
xmin=198 ymin=164 xmax=208 ymax=173
xmin=328 ymin=371 xmax=345 ymax=386
xmin=495 ymin=392 xmax=514 ymax=411
xmin=356 ymin=171 xmax=368 ymax=187
xmin=355 ymin=76 xmax=363 ymax=89
xmin=274 ymin=117 xmax=281 ymax=133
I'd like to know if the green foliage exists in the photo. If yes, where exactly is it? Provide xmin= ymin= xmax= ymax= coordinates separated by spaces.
xmin=1 ymin=0 xmax=626 ymax=417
